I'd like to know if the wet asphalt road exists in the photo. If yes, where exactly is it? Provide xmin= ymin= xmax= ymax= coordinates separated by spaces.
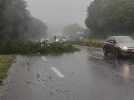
xmin=1 ymin=47 xmax=134 ymax=100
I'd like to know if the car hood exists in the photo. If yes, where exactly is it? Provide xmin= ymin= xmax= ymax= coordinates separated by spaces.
xmin=117 ymin=43 xmax=134 ymax=48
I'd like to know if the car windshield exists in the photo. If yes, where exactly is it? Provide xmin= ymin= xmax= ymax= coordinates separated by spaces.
xmin=115 ymin=36 xmax=134 ymax=43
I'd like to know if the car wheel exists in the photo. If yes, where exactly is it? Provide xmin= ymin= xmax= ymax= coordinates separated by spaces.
xmin=104 ymin=49 xmax=117 ymax=59
xmin=103 ymin=50 xmax=113 ymax=58
xmin=109 ymin=51 xmax=115 ymax=58
xmin=104 ymin=50 xmax=108 ymax=57
xmin=114 ymin=49 xmax=122 ymax=59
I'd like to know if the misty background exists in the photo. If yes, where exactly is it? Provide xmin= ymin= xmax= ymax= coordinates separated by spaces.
xmin=26 ymin=0 xmax=92 ymax=35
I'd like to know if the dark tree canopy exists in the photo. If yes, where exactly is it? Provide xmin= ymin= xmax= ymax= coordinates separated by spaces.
xmin=0 ymin=0 xmax=47 ymax=40
xmin=85 ymin=0 xmax=134 ymax=37
xmin=26 ymin=17 xmax=48 ymax=40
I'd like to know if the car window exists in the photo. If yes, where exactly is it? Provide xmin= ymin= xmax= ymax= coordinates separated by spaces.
xmin=115 ymin=36 xmax=134 ymax=43
xmin=106 ymin=37 xmax=114 ymax=42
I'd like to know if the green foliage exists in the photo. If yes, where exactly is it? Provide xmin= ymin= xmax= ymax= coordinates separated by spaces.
xmin=40 ymin=42 xmax=79 ymax=54
xmin=0 ymin=0 xmax=29 ymax=39
xmin=0 ymin=40 xmax=40 ymax=54
xmin=85 ymin=0 xmax=134 ymax=37
xmin=26 ymin=17 xmax=48 ymax=40
xmin=0 ymin=41 xmax=79 ymax=55
xmin=0 ymin=0 xmax=47 ymax=40
xmin=0 ymin=55 xmax=14 ymax=80
xmin=71 ymin=39 xmax=103 ymax=48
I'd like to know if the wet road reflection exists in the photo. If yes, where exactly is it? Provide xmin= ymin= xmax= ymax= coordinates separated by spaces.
xmin=122 ymin=64 xmax=130 ymax=80
xmin=1 ymin=47 xmax=134 ymax=100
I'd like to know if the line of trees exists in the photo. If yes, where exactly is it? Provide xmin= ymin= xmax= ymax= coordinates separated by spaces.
xmin=0 ymin=0 xmax=47 ymax=40
xmin=85 ymin=0 xmax=134 ymax=37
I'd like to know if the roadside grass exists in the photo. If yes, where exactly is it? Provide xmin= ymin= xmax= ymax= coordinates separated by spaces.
xmin=70 ymin=38 xmax=103 ymax=48
xmin=0 ymin=55 xmax=15 ymax=83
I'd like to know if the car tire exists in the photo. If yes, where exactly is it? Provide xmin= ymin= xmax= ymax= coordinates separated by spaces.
xmin=103 ymin=50 xmax=113 ymax=58
xmin=114 ymin=49 xmax=122 ymax=59
xmin=103 ymin=48 xmax=119 ymax=59
xmin=104 ymin=51 xmax=108 ymax=57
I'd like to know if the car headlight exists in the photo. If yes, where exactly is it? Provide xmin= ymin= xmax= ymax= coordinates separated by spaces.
xmin=121 ymin=46 xmax=128 ymax=51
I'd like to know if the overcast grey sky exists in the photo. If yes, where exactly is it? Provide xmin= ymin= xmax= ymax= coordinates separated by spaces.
xmin=26 ymin=0 xmax=92 ymax=34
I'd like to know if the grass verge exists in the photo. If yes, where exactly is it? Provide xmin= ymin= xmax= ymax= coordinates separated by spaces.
xmin=70 ymin=39 xmax=103 ymax=48
xmin=0 ymin=55 xmax=15 ymax=85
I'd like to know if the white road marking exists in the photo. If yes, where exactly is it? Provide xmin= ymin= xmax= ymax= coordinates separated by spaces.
xmin=51 ymin=67 xmax=64 ymax=78
xmin=93 ymin=56 xmax=103 ymax=60
xmin=89 ymin=55 xmax=103 ymax=60
xmin=41 ymin=56 xmax=48 ymax=62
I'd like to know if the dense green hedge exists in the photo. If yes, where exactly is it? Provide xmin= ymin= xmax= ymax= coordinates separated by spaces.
xmin=0 ymin=40 xmax=79 ymax=55
xmin=40 ymin=42 xmax=78 ymax=54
